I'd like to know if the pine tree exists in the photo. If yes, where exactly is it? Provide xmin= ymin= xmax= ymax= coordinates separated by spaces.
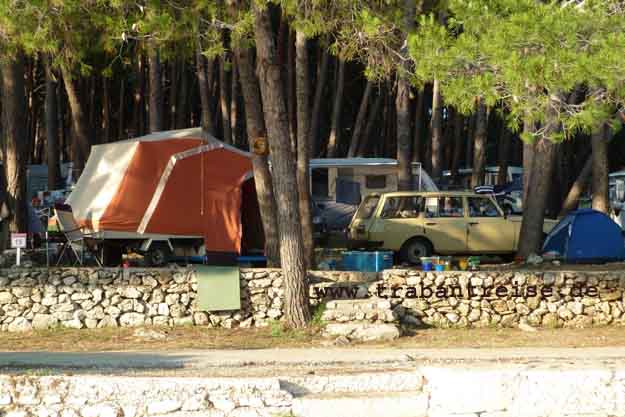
xmin=409 ymin=0 xmax=625 ymax=256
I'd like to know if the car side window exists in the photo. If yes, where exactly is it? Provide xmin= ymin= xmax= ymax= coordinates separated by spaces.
xmin=425 ymin=197 xmax=464 ymax=218
xmin=468 ymin=197 xmax=501 ymax=217
xmin=380 ymin=197 xmax=423 ymax=219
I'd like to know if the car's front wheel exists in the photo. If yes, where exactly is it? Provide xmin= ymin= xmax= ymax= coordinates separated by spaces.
xmin=399 ymin=238 xmax=433 ymax=264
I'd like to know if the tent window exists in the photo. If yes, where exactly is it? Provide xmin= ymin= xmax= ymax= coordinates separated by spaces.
xmin=366 ymin=175 xmax=387 ymax=189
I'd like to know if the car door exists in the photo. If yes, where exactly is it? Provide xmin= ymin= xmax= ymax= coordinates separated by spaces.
xmin=466 ymin=196 xmax=515 ymax=252
xmin=421 ymin=196 xmax=468 ymax=253
xmin=368 ymin=195 xmax=425 ymax=251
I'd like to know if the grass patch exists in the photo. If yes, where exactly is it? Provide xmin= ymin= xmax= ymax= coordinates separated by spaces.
xmin=310 ymin=303 xmax=327 ymax=328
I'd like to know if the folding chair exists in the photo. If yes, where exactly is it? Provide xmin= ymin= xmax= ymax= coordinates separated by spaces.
xmin=53 ymin=204 xmax=103 ymax=266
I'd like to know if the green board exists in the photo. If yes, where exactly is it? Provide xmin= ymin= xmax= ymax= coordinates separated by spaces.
xmin=195 ymin=265 xmax=241 ymax=311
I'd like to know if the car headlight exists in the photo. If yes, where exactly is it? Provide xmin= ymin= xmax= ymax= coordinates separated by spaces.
xmin=312 ymin=216 xmax=323 ymax=225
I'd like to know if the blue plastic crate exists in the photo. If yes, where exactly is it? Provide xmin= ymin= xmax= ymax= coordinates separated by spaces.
xmin=341 ymin=251 xmax=393 ymax=272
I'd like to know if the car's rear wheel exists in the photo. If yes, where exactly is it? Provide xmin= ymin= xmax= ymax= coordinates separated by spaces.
xmin=399 ymin=238 xmax=433 ymax=264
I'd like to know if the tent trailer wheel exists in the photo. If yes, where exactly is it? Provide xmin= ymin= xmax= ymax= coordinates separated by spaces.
xmin=145 ymin=243 xmax=172 ymax=267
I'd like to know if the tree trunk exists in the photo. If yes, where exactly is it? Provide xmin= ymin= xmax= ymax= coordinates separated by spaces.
xmin=131 ymin=52 xmax=145 ymax=137
xmin=117 ymin=78 xmax=125 ymax=139
xmin=450 ymin=111 xmax=464 ymax=175
xmin=430 ymin=79 xmax=443 ymax=181
xmin=88 ymin=76 xmax=98 ymax=144
xmin=517 ymin=98 xmax=562 ymax=258
xmin=591 ymin=122 xmax=610 ymax=213
xmin=253 ymin=4 xmax=311 ymax=328
xmin=497 ymin=124 xmax=511 ymax=185
xmin=102 ymin=77 xmax=111 ymax=143
xmin=309 ymin=47 xmax=330 ymax=157
xmin=559 ymin=155 xmax=591 ymax=216
xmin=384 ymin=90 xmax=395 ymax=158
xmin=357 ymin=87 xmax=385 ymax=156
xmin=517 ymin=137 xmax=557 ymax=257
xmin=57 ymin=75 xmax=67 ymax=163
xmin=295 ymin=32 xmax=315 ymax=268
xmin=196 ymin=34 xmax=216 ymax=135
xmin=396 ymin=76 xmax=412 ymax=190
xmin=176 ymin=60 xmax=190 ymax=129
xmin=397 ymin=0 xmax=417 ymax=177
xmin=287 ymin=29 xmax=297 ymax=157
xmin=44 ymin=55 xmax=61 ymax=190
xmin=443 ymin=107 xmax=455 ymax=170
xmin=60 ymin=65 xmax=90 ymax=172
xmin=522 ymin=121 xmax=536 ymax=203
xmin=168 ymin=59 xmax=179 ymax=130
xmin=219 ymin=53 xmax=232 ymax=143
xmin=465 ymin=112 xmax=476 ymax=170
xmin=235 ymin=46 xmax=281 ymax=267
xmin=25 ymin=59 xmax=39 ymax=165
xmin=148 ymin=45 xmax=163 ymax=133
xmin=470 ymin=98 xmax=487 ymax=188
xmin=412 ymin=88 xmax=425 ymax=163
xmin=326 ymin=59 xmax=345 ymax=158
xmin=230 ymin=55 xmax=239 ymax=146
xmin=347 ymin=80 xmax=373 ymax=157
xmin=1 ymin=51 xmax=29 ymax=235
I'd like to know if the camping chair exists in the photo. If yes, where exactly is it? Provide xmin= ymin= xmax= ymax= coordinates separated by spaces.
xmin=53 ymin=204 xmax=103 ymax=266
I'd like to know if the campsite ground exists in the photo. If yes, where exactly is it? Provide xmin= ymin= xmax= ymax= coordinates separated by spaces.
xmin=2 ymin=327 xmax=625 ymax=378
xmin=4 ymin=325 xmax=625 ymax=353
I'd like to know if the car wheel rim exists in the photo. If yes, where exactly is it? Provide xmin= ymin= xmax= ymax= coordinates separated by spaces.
xmin=411 ymin=245 xmax=425 ymax=261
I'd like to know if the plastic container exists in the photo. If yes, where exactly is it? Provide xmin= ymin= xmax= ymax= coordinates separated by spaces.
xmin=420 ymin=257 xmax=433 ymax=271
xmin=341 ymin=251 xmax=393 ymax=272
xmin=468 ymin=256 xmax=481 ymax=271
xmin=441 ymin=256 xmax=452 ymax=271
xmin=434 ymin=264 xmax=445 ymax=272
xmin=459 ymin=258 xmax=468 ymax=271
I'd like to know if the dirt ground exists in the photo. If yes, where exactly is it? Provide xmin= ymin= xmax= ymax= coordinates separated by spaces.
xmin=4 ymin=325 xmax=625 ymax=352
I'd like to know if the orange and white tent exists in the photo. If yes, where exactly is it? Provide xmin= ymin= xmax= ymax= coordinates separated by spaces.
xmin=66 ymin=128 xmax=260 ymax=254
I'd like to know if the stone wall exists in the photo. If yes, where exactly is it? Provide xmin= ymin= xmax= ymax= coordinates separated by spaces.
xmin=0 ymin=267 xmax=624 ymax=332
xmin=376 ymin=269 xmax=625 ymax=329
xmin=0 ymin=268 xmax=374 ymax=332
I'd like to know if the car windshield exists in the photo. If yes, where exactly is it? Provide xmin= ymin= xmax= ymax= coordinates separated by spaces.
xmin=354 ymin=195 xmax=380 ymax=220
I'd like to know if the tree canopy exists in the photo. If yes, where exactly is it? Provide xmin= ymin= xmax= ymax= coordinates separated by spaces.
xmin=409 ymin=0 xmax=625 ymax=141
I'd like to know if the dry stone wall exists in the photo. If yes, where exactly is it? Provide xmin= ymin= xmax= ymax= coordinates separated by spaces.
xmin=0 ymin=268 xmax=374 ymax=332
xmin=0 ymin=267 xmax=624 ymax=332
xmin=379 ymin=269 xmax=625 ymax=329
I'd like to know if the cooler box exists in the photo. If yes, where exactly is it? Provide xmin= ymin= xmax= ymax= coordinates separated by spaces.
xmin=341 ymin=251 xmax=393 ymax=272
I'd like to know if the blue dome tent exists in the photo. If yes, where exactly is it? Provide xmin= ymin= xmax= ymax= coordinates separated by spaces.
xmin=542 ymin=209 xmax=625 ymax=263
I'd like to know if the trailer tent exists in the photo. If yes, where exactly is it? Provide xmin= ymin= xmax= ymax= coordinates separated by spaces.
xmin=66 ymin=128 xmax=263 ymax=254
